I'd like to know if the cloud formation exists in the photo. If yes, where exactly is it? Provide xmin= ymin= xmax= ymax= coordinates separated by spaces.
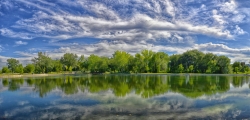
xmin=0 ymin=0 xmax=250 ymax=66
xmin=15 ymin=41 xmax=28 ymax=46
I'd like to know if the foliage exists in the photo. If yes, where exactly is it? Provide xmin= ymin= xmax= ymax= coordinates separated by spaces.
xmin=53 ymin=60 xmax=63 ymax=72
xmin=86 ymin=54 xmax=109 ymax=73
xmin=7 ymin=58 xmax=20 ymax=73
xmin=110 ymin=51 xmax=132 ymax=73
xmin=15 ymin=64 xmax=23 ymax=74
xmin=24 ymin=64 xmax=35 ymax=73
xmin=2 ymin=66 xmax=10 ymax=73
xmin=32 ymin=52 xmax=53 ymax=73
xmin=60 ymin=53 xmax=78 ymax=71
xmin=1 ymin=49 xmax=244 ymax=74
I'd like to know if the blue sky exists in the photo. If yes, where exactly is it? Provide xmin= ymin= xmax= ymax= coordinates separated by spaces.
xmin=0 ymin=0 xmax=250 ymax=67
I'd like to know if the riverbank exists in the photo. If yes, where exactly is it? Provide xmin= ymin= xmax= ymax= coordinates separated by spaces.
xmin=0 ymin=73 xmax=79 ymax=78
xmin=1 ymin=72 xmax=250 ymax=78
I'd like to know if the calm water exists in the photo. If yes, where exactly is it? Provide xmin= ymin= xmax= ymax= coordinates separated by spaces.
xmin=0 ymin=74 xmax=250 ymax=119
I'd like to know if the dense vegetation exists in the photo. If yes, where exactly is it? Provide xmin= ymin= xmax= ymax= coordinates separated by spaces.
xmin=0 ymin=49 xmax=249 ymax=74
xmin=2 ymin=75 xmax=248 ymax=98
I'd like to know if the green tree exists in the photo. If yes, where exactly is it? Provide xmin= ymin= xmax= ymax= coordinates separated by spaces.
xmin=32 ymin=52 xmax=53 ymax=73
xmin=206 ymin=60 xmax=218 ymax=73
xmin=216 ymin=56 xmax=231 ymax=74
xmin=2 ymin=66 xmax=10 ymax=73
xmin=53 ymin=60 xmax=63 ymax=72
xmin=24 ymin=64 xmax=35 ymax=73
xmin=15 ymin=64 xmax=23 ymax=74
xmin=110 ymin=51 xmax=132 ymax=73
xmin=86 ymin=54 xmax=108 ymax=73
xmin=76 ymin=55 xmax=85 ymax=71
xmin=7 ymin=58 xmax=19 ymax=73
xmin=150 ymin=52 xmax=169 ymax=73
xmin=178 ymin=64 xmax=184 ymax=73
xmin=179 ymin=50 xmax=204 ymax=73
xmin=200 ymin=53 xmax=218 ymax=73
xmin=232 ymin=61 xmax=241 ymax=73
xmin=188 ymin=65 xmax=194 ymax=73
xmin=141 ymin=50 xmax=154 ymax=72
xmin=133 ymin=53 xmax=144 ymax=73
xmin=169 ymin=54 xmax=181 ymax=73
xmin=244 ymin=66 xmax=250 ymax=73
xmin=60 ymin=53 xmax=78 ymax=71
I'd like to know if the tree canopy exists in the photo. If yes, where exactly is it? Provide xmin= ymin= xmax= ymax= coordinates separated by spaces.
xmin=0 ymin=49 xmax=248 ymax=74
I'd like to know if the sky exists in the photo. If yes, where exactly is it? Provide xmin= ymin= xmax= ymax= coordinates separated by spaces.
xmin=0 ymin=0 xmax=250 ymax=67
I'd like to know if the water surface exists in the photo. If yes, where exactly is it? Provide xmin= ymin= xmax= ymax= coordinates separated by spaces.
xmin=0 ymin=74 xmax=250 ymax=119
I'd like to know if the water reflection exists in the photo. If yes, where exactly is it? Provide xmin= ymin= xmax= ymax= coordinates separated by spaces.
xmin=1 ymin=75 xmax=250 ymax=98
xmin=1 ymin=75 xmax=250 ymax=119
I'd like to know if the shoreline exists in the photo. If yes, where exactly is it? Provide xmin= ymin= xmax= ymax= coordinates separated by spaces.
xmin=0 ymin=72 xmax=250 ymax=78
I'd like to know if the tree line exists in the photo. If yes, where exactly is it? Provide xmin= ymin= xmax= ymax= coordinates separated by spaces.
xmin=0 ymin=49 xmax=249 ymax=74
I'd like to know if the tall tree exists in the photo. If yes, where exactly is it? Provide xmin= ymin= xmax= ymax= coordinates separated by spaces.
xmin=110 ymin=51 xmax=132 ymax=73
xmin=150 ymin=52 xmax=169 ymax=73
xmin=2 ymin=66 xmax=10 ymax=73
xmin=232 ymin=61 xmax=242 ymax=73
xmin=53 ymin=60 xmax=63 ymax=72
xmin=60 ymin=53 xmax=78 ymax=71
xmin=179 ymin=50 xmax=204 ymax=73
xmin=15 ymin=64 xmax=24 ymax=74
xmin=86 ymin=54 xmax=109 ymax=73
xmin=24 ymin=64 xmax=35 ymax=73
xmin=216 ymin=56 xmax=231 ymax=74
xmin=200 ymin=53 xmax=218 ymax=73
xmin=7 ymin=58 xmax=19 ymax=73
xmin=76 ymin=55 xmax=85 ymax=71
xmin=32 ymin=52 xmax=53 ymax=73
xmin=169 ymin=54 xmax=181 ymax=73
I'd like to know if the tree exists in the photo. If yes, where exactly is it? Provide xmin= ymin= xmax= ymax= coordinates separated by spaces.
xmin=150 ymin=52 xmax=169 ymax=73
xmin=216 ymin=56 xmax=231 ymax=74
xmin=232 ymin=62 xmax=241 ymax=73
xmin=24 ymin=64 xmax=35 ymax=73
xmin=179 ymin=50 xmax=204 ymax=73
xmin=200 ymin=53 xmax=218 ymax=73
xmin=169 ymin=54 xmax=181 ymax=73
xmin=86 ymin=54 xmax=108 ymax=73
xmin=110 ymin=51 xmax=132 ymax=73
xmin=60 ymin=53 xmax=78 ymax=71
xmin=178 ymin=64 xmax=184 ymax=73
xmin=141 ymin=50 xmax=154 ymax=73
xmin=244 ymin=66 xmax=250 ymax=73
xmin=15 ymin=64 xmax=23 ymax=74
xmin=53 ymin=60 xmax=63 ymax=72
xmin=133 ymin=53 xmax=144 ymax=73
xmin=76 ymin=55 xmax=85 ymax=71
xmin=188 ymin=65 xmax=194 ymax=73
xmin=32 ymin=52 xmax=53 ymax=73
xmin=2 ymin=66 xmax=10 ymax=73
xmin=7 ymin=58 xmax=19 ymax=73
xmin=206 ymin=60 xmax=217 ymax=73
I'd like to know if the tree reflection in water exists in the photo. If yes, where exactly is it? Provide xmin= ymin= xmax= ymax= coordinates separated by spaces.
xmin=1 ymin=75 xmax=250 ymax=98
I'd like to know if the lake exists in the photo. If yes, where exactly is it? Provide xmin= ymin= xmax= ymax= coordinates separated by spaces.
xmin=0 ymin=74 xmax=250 ymax=119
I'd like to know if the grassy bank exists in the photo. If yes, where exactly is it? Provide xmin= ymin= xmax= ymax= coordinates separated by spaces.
xmin=1 ymin=72 xmax=250 ymax=79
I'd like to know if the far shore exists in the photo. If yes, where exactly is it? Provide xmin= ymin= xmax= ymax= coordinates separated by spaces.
xmin=0 ymin=72 xmax=250 ymax=79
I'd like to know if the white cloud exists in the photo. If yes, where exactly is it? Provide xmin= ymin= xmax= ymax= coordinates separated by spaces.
xmin=1 ymin=0 xmax=234 ymax=42
xmin=212 ymin=10 xmax=226 ymax=25
xmin=0 ymin=45 xmax=3 ymax=52
xmin=232 ymin=14 xmax=246 ymax=23
xmin=234 ymin=25 xmax=246 ymax=35
xmin=0 ymin=28 xmax=33 ymax=39
xmin=194 ymin=42 xmax=250 ymax=62
xmin=220 ymin=0 xmax=237 ymax=13
xmin=15 ymin=41 xmax=28 ymax=46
